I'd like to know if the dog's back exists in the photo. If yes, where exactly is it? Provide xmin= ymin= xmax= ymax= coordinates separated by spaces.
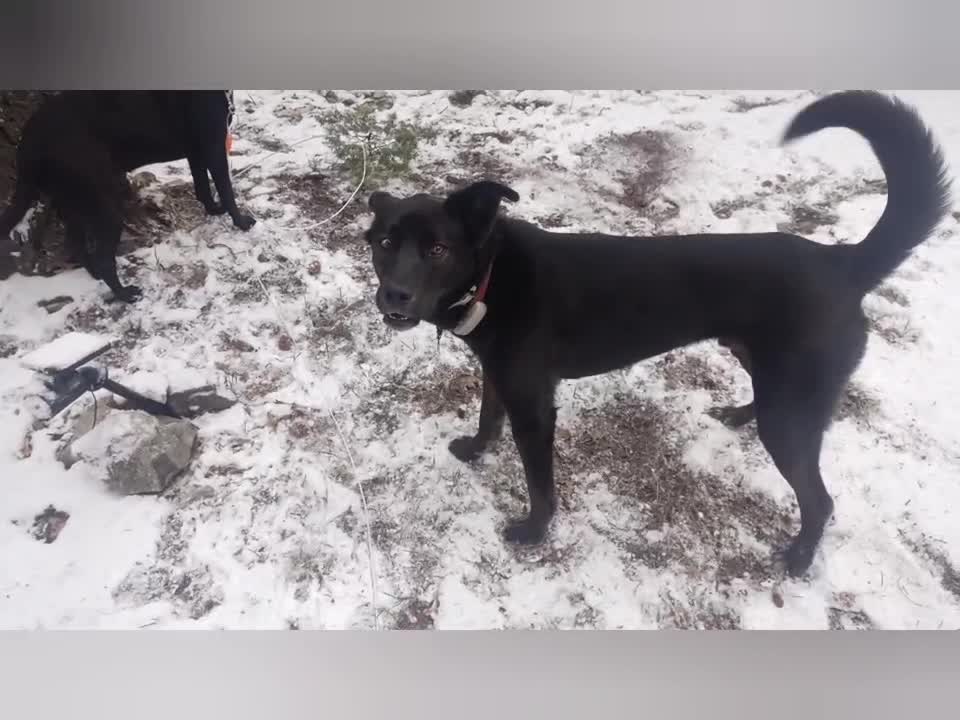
xmin=20 ymin=91 xmax=229 ymax=172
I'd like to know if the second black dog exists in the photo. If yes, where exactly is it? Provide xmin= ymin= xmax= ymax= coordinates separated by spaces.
xmin=0 ymin=91 xmax=255 ymax=301
xmin=361 ymin=91 xmax=952 ymax=578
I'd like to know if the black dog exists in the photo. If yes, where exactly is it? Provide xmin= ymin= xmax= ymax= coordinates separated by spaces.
xmin=361 ymin=91 xmax=952 ymax=578
xmin=0 ymin=91 xmax=255 ymax=301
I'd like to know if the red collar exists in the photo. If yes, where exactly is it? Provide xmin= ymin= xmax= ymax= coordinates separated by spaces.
xmin=474 ymin=260 xmax=494 ymax=303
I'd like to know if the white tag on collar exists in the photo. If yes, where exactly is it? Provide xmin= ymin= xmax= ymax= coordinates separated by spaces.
xmin=452 ymin=301 xmax=487 ymax=336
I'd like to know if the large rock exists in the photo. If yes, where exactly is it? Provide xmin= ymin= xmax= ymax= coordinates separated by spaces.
xmin=64 ymin=410 xmax=198 ymax=495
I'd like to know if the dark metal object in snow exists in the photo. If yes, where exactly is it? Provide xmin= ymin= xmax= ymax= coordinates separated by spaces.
xmin=41 ymin=344 xmax=180 ymax=419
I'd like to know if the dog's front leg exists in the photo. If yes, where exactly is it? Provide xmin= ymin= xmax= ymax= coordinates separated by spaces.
xmin=449 ymin=370 xmax=505 ymax=462
xmin=500 ymin=384 xmax=558 ymax=545
xmin=205 ymin=146 xmax=256 ymax=231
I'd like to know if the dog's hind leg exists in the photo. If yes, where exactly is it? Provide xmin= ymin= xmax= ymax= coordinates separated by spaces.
xmin=751 ymin=327 xmax=866 ymax=577
xmin=204 ymin=145 xmax=255 ymax=231
xmin=90 ymin=212 xmax=140 ymax=302
xmin=63 ymin=220 xmax=97 ymax=276
xmin=449 ymin=370 xmax=506 ymax=462
xmin=187 ymin=154 xmax=223 ymax=216
xmin=708 ymin=337 xmax=756 ymax=428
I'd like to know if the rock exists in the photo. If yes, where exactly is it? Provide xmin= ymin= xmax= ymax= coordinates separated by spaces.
xmin=63 ymin=399 xmax=117 ymax=445
xmin=167 ymin=386 xmax=237 ymax=418
xmin=64 ymin=410 xmax=198 ymax=495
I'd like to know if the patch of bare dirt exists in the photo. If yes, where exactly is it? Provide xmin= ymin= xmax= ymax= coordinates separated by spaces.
xmin=728 ymin=96 xmax=790 ymax=113
xmin=262 ymin=172 xmax=367 ymax=253
xmin=865 ymin=307 xmax=921 ymax=347
xmin=874 ymin=284 xmax=910 ymax=308
xmin=776 ymin=204 xmax=840 ymax=235
xmin=448 ymin=91 xmax=485 ymax=108
xmin=579 ymin=129 xmax=682 ymax=232
xmin=827 ymin=592 xmax=875 ymax=629
xmin=657 ymin=587 xmax=743 ymax=629
xmin=556 ymin=393 xmax=794 ymax=586
xmin=361 ymin=364 xmax=482 ymax=436
xmin=655 ymin=351 xmax=728 ymax=395
xmin=900 ymin=531 xmax=960 ymax=603
xmin=835 ymin=381 xmax=884 ymax=427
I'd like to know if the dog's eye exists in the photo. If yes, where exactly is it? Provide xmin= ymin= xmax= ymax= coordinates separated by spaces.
xmin=429 ymin=243 xmax=448 ymax=258
xmin=380 ymin=237 xmax=393 ymax=249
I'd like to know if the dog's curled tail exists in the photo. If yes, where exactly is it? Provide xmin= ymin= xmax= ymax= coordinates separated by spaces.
xmin=783 ymin=91 xmax=953 ymax=295
xmin=0 ymin=176 xmax=39 ymax=240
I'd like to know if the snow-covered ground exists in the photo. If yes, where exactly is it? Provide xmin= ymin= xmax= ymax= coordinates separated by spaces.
xmin=1 ymin=90 xmax=958 ymax=629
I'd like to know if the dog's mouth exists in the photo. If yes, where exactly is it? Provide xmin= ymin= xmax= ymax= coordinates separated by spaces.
xmin=383 ymin=312 xmax=421 ymax=330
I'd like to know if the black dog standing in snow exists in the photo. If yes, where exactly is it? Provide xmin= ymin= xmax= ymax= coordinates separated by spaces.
xmin=362 ymin=91 xmax=952 ymax=578
xmin=0 ymin=91 xmax=255 ymax=301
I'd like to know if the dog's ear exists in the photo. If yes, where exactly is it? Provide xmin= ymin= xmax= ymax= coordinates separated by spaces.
xmin=443 ymin=180 xmax=519 ymax=245
xmin=368 ymin=191 xmax=397 ymax=215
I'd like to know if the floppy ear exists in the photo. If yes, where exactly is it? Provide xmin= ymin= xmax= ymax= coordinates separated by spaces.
xmin=368 ymin=191 xmax=397 ymax=215
xmin=443 ymin=180 xmax=519 ymax=245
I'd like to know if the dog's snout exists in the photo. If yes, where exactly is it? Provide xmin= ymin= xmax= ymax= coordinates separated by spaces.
xmin=383 ymin=286 xmax=413 ymax=308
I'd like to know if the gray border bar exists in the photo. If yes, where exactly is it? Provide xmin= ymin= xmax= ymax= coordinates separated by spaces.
xmin=1 ymin=0 xmax=958 ymax=88
xmin=2 ymin=631 xmax=959 ymax=718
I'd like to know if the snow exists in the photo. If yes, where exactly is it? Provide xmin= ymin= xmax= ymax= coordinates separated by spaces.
xmin=19 ymin=331 xmax=115 ymax=372
xmin=1 ymin=90 xmax=959 ymax=629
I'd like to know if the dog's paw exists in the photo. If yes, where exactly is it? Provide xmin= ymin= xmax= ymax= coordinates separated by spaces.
xmin=232 ymin=213 xmax=256 ymax=231
xmin=707 ymin=403 xmax=755 ymax=429
xmin=204 ymin=201 xmax=227 ymax=216
xmin=449 ymin=435 xmax=483 ymax=463
xmin=502 ymin=516 xmax=548 ymax=545
xmin=774 ymin=539 xmax=816 ymax=579
xmin=112 ymin=285 xmax=143 ymax=303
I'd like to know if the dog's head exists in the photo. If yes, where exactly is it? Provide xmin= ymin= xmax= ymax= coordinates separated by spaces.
xmin=363 ymin=180 xmax=519 ymax=330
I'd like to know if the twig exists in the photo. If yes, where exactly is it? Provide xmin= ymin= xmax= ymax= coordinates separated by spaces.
xmin=897 ymin=577 xmax=927 ymax=608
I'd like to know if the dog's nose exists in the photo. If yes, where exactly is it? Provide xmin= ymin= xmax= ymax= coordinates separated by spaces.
xmin=383 ymin=286 xmax=412 ymax=308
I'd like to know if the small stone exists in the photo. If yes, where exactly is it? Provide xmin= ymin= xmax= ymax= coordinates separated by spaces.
xmin=277 ymin=335 xmax=293 ymax=352
xmin=31 ymin=505 xmax=70 ymax=544
xmin=772 ymin=588 xmax=785 ymax=608
xmin=307 ymin=260 xmax=322 ymax=276
xmin=37 ymin=295 xmax=74 ymax=314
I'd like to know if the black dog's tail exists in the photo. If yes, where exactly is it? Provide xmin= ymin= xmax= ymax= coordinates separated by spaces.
xmin=783 ymin=91 xmax=953 ymax=295
xmin=0 ymin=176 xmax=39 ymax=240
